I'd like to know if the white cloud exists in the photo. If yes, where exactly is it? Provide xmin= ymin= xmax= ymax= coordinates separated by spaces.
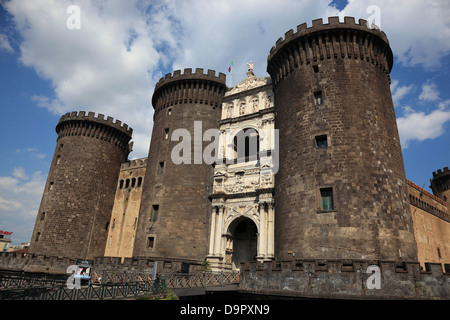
xmin=419 ymin=81 xmax=440 ymax=102
xmin=0 ymin=170 xmax=46 ymax=245
xmin=12 ymin=167 xmax=29 ymax=180
xmin=0 ymin=33 xmax=14 ymax=53
xmin=339 ymin=0 xmax=450 ymax=69
xmin=4 ymin=0 xmax=178 ymax=159
xmin=391 ymin=79 xmax=414 ymax=106
xmin=397 ymin=99 xmax=450 ymax=148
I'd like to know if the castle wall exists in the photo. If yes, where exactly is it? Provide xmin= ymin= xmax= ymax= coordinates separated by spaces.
xmin=407 ymin=180 xmax=450 ymax=267
xmin=104 ymin=158 xmax=147 ymax=261
xmin=268 ymin=17 xmax=418 ymax=261
xmin=28 ymin=111 xmax=132 ymax=261
xmin=239 ymin=259 xmax=450 ymax=300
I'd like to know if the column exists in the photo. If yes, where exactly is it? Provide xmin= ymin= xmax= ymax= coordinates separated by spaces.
xmin=208 ymin=206 xmax=216 ymax=256
xmin=267 ymin=202 xmax=275 ymax=259
xmin=257 ymin=202 xmax=267 ymax=261
xmin=214 ymin=205 xmax=224 ymax=256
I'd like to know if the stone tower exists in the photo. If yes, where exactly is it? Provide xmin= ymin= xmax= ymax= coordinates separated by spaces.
xmin=267 ymin=17 xmax=418 ymax=261
xmin=29 ymin=111 xmax=133 ymax=260
xmin=133 ymin=68 xmax=227 ymax=264
xmin=430 ymin=167 xmax=450 ymax=210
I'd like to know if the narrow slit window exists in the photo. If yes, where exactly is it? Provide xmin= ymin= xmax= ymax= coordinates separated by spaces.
xmin=159 ymin=162 xmax=165 ymax=174
xmin=168 ymin=108 xmax=172 ymax=115
xmin=40 ymin=212 xmax=45 ymax=221
xmin=315 ymin=135 xmax=328 ymax=148
xmin=164 ymin=128 xmax=169 ymax=139
xmin=313 ymin=65 xmax=319 ymax=73
xmin=49 ymin=182 xmax=54 ymax=191
xmin=314 ymin=91 xmax=323 ymax=105
xmin=147 ymin=236 xmax=155 ymax=249
xmin=35 ymin=232 xmax=41 ymax=242
xmin=320 ymin=187 xmax=334 ymax=211
xmin=151 ymin=205 xmax=159 ymax=222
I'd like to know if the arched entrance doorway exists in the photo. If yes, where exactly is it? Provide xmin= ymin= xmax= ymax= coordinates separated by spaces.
xmin=228 ymin=217 xmax=258 ymax=270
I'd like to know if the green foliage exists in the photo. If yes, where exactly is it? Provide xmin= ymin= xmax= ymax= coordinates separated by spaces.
xmin=200 ymin=259 xmax=211 ymax=271
xmin=136 ymin=289 xmax=178 ymax=300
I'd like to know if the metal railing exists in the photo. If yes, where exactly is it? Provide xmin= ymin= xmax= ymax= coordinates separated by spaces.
xmin=0 ymin=269 xmax=239 ymax=300
xmin=161 ymin=271 xmax=240 ymax=289
xmin=0 ymin=270 xmax=165 ymax=300
xmin=0 ymin=271 xmax=67 ymax=289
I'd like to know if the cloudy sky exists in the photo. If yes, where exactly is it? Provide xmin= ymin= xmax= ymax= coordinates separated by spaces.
xmin=0 ymin=0 xmax=449 ymax=245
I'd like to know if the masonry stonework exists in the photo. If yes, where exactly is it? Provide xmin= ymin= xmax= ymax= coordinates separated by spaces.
xmin=132 ymin=69 xmax=227 ymax=263
xmin=28 ymin=112 xmax=132 ymax=260
xmin=267 ymin=17 xmax=418 ymax=261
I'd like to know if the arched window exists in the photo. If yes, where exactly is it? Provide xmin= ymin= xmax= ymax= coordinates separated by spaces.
xmin=137 ymin=177 xmax=143 ymax=187
xmin=233 ymin=128 xmax=259 ymax=163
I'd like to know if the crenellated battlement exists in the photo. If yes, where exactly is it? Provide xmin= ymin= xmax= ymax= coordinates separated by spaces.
xmin=154 ymin=68 xmax=226 ymax=91
xmin=267 ymin=16 xmax=393 ymax=88
xmin=57 ymin=111 xmax=133 ymax=137
xmin=432 ymin=167 xmax=450 ymax=179
xmin=241 ymin=259 xmax=449 ymax=275
xmin=120 ymin=157 xmax=148 ymax=170
xmin=240 ymin=258 xmax=450 ymax=299
xmin=269 ymin=16 xmax=388 ymax=57
xmin=152 ymin=68 xmax=227 ymax=115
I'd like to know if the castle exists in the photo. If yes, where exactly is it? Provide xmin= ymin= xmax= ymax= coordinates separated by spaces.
xmin=2 ymin=17 xmax=449 ymax=299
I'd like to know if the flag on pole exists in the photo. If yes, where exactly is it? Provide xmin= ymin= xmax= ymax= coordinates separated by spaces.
xmin=228 ymin=60 xmax=233 ymax=87
xmin=228 ymin=60 xmax=233 ymax=73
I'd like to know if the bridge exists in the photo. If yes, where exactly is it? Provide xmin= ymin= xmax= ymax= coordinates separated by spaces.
xmin=0 ymin=269 xmax=239 ymax=300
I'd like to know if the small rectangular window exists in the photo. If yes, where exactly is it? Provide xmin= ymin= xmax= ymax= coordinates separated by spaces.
xmin=164 ymin=128 xmax=169 ymax=139
xmin=320 ymin=187 xmax=334 ymax=211
xmin=314 ymin=91 xmax=323 ymax=105
xmin=159 ymin=162 xmax=165 ymax=174
xmin=49 ymin=182 xmax=54 ymax=191
xmin=168 ymin=108 xmax=172 ymax=115
xmin=56 ymin=155 xmax=61 ymax=164
xmin=151 ymin=205 xmax=159 ymax=222
xmin=313 ymin=65 xmax=319 ymax=73
xmin=315 ymin=135 xmax=328 ymax=148
xmin=147 ymin=237 xmax=155 ymax=249
xmin=35 ymin=232 xmax=41 ymax=242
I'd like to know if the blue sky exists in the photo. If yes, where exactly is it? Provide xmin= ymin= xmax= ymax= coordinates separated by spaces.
xmin=0 ymin=0 xmax=449 ymax=245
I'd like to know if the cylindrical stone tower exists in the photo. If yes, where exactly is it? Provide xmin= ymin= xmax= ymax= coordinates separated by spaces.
xmin=133 ymin=68 xmax=227 ymax=263
xmin=29 ymin=111 xmax=133 ymax=260
xmin=430 ymin=167 xmax=450 ymax=209
xmin=267 ymin=17 xmax=418 ymax=261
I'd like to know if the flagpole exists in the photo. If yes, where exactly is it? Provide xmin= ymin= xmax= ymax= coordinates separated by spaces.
xmin=228 ymin=60 xmax=233 ymax=88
